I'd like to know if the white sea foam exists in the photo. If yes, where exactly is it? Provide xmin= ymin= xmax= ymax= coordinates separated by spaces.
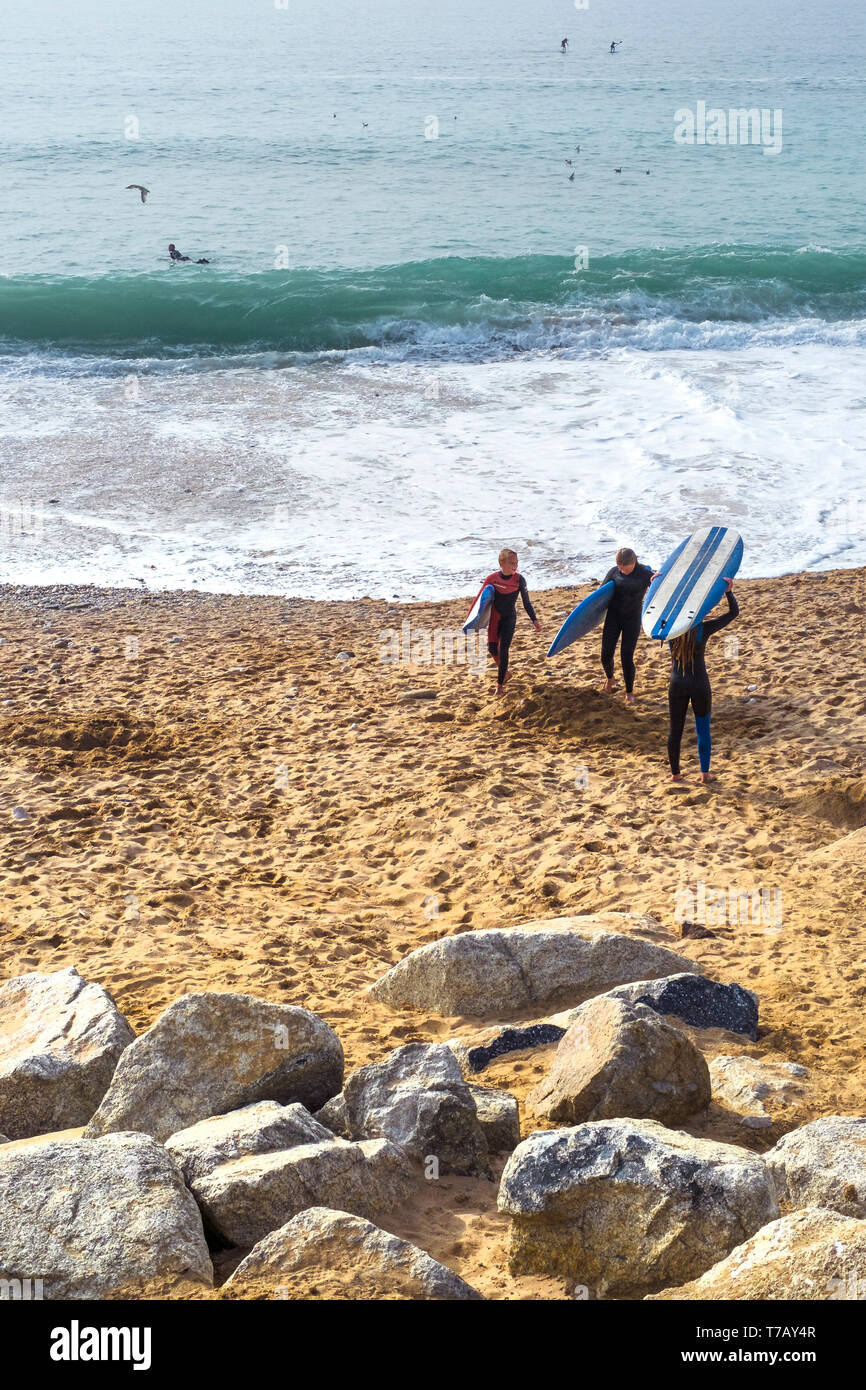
xmin=0 ymin=343 xmax=864 ymax=598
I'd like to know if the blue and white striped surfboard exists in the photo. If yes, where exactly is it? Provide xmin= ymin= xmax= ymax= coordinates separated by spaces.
xmin=642 ymin=525 xmax=743 ymax=641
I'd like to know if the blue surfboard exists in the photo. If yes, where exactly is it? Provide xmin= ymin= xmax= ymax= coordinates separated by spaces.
xmin=642 ymin=525 xmax=743 ymax=641
xmin=462 ymin=583 xmax=495 ymax=633
xmin=546 ymin=581 xmax=615 ymax=657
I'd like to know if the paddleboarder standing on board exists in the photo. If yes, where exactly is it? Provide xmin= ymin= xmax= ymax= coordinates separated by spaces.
xmin=667 ymin=579 xmax=739 ymax=784
xmin=600 ymin=547 xmax=655 ymax=704
xmin=475 ymin=548 xmax=542 ymax=697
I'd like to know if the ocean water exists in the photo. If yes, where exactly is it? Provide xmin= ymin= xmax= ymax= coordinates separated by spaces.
xmin=1 ymin=0 xmax=865 ymax=596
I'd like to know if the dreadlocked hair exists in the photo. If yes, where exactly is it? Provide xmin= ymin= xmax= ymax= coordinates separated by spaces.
xmin=670 ymin=627 xmax=698 ymax=674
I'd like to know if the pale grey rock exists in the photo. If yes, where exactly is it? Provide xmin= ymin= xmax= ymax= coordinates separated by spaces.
xmin=370 ymin=914 xmax=697 ymax=1018
xmin=0 ymin=966 xmax=134 ymax=1140
xmin=189 ymin=1135 xmax=415 ymax=1247
xmin=315 ymin=1092 xmax=350 ymax=1138
xmin=165 ymin=1097 xmax=414 ymax=1247
xmin=649 ymin=1208 xmax=866 ymax=1301
xmin=84 ymin=992 xmax=343 ymax=1143
xmin=710 ymin=1054 xmax=812 ymax=1129
xmin=0 ymin=1131 xmax=212 ymax=1299
xmin=764 ymin=1116 xmax=866 ymax=1218
xmin=165 ymin=1100 xmax=334 ymax=1185
xmin=467 ymin=1085 xmax=521 ymax=1153
xmin=224 ymin=1207 xmax=483 ymax=1300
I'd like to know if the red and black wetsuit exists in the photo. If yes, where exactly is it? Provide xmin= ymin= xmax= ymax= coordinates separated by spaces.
xmin=478 ymin=571 xmax=537 ymax=684
xmin=600 ymin=562 xmax=654 ymax=693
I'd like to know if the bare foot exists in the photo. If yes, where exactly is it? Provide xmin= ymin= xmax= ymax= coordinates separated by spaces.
xmin=602 ymin=678 xmax=617 ymax=694
xmin=670 ymin=773 xmax=684 ymax=783
xmin=699 ymin=772 xmax=715 ymax=783
xmin=625 ymin=692 xmax=635 ymax=705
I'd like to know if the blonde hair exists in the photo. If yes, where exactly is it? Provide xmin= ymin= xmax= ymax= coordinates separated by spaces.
xmin=498 ymin=548 xmax=518 ymax=567
xmin=670 ymin=628 xmax=698 ymax=674
xmin=616 ymin=547 xmax=637 ymax=566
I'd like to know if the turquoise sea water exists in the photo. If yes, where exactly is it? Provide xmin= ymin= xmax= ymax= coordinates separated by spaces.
xmin=0 ymin=0 xmax=864 ymax=595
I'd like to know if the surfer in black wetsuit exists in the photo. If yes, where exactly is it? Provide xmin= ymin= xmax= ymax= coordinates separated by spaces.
xmin=600 ymin=547 xmax=655 ymax=703
xmin=168 ymin=243 xmax=210 ymax=264
xmin=474 ymin=548 xmax=542 ymax=696
xmin=668 ymin=581 xmax=738 ymax=783
xmin=561 ymin=38 xmax=569 ymax=53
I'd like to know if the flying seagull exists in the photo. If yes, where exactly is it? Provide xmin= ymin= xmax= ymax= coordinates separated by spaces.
xmin=565 ymin=159 xmax=573 ymax=166
xmin=126 ymin=184 xmax=149 ymax=203
xmin=569 ymin=172 xmax=575 ymax=181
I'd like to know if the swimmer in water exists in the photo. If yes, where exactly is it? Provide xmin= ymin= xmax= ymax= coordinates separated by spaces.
xmin=168 ymin=243 xmax=210 ymax=264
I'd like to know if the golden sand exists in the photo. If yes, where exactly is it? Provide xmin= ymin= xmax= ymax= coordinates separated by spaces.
xmin=1 ymin=569 xmax=865 ymax=1298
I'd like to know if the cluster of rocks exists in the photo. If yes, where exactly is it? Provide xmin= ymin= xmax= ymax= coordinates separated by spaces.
xmin=2 ymin=913 xmax=864 ymax=1300
xmin=0 ymin=967 xmax=499 ymax=1299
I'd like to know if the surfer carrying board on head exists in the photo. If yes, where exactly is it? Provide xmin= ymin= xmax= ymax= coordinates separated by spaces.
xmin=600 ymin=547 xmax=655 ymax=704
xmin=474 ymin=548 xmax=542 ymax=697
xmin=667 ymin=579 xmax=738 ymax=784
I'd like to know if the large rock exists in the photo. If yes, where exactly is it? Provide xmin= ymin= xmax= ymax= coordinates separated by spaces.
xmin=0 ymin=1132 xmax=212 ymax=1299
xmin=649 ymin=1208 xmax=866 ymax=1301
xmin=528 ymin=996 xmax=711 ymax=1126
xmin=332 ymin=1042 xmax=490 ymax=1177
xmin=371 ymin=914 xmax=697 ymax=1018
xmin=710 ymin=1054 xmax=812 ymax=1130
xmin=0 ymin=966 xmax=134 ymax=1140
xmin=468 ymin=1085 xmax=521 ymax=1153
xmin=223 ymin=1207 xmax=484 ymax=1300
xmin=166 ymin=1100 xmax=415 ymax=1247
xmin=84 ymin=992 xmax=343 ymax=1143
xmin=600 ymin=973 xmax=758 ymax=1040
xmin=764 ymin=1116 xmax=866 ymax=1217
xmin=498 ymin=1118 xmax=778 ymax=1298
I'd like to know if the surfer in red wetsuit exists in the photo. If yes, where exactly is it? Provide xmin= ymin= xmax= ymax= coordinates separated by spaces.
xmin=474 ymin=548 xmax=542 ymax=696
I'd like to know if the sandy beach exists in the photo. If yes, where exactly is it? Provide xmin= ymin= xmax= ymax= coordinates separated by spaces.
xmin=2 ymin=567 xmax=866 ymax=1298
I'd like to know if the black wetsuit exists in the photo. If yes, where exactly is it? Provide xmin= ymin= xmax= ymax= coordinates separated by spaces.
xmin=170 ymin=247 xmax=209 ymax=264
xmin=668 ymin=590 xmax=739 ymax=775
xmin=484 ymin=572 xmax=537 ymax=685
xmin=600 ymin=563 xmax=653 ymax=693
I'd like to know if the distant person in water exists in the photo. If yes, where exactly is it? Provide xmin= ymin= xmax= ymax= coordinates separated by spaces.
xmin=600 ymin=547 xmax=656 ymax=704
xmin=610 ymin=40 xmax=621 ymax=52
xmin=561 ymin=38 xmax=569 ymax=52
xmin=473 ymin=548 xmax=542 ymax=697
xmin=168 ymin=243 xmax=209 ymax=264
xmin=667 ymin=579 xmax=739 ymax=784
